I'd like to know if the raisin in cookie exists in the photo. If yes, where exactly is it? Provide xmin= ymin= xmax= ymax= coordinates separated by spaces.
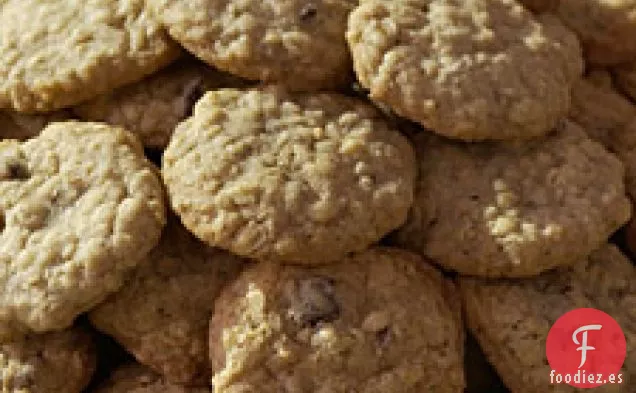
xmin=0 ymin=121 xmax=166 ymax=339
xmin=1 ymin=110 xmax=71 ymax=140
xmin=1 ymin=326 xmax=96 ymax=393
xmin=0 ymin=0 xmax=180 ymax=112
xmin=393 ymin=120 xmax=630 ymax=277
xmin=148 ymin=0 xmax=354 ymax=91
xmin=91 ymin=363 xmax=209 ymax=393
xmin=460 ymin=243 xmax=635 ymax=392
xmin=89 ymin=216 xmax=245 ymax=386
xmin=346 ymin=0 xmax=582 ymax=140
xmin=210 ymin=247 xmax=465 ymax=393
xmin=162 ymin=87 xmax=416 ymax=264
xmin=74 ymin=59 xmax=251 ymax=149
xmin=519 ymin=0 xmax=636 ymax=65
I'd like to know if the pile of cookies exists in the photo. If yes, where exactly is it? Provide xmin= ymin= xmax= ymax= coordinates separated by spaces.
xmin=0 ymin=0 xmax=634 ymax=392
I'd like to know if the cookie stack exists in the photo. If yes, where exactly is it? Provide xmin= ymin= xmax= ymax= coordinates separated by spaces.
xmin=0 ymin=0 xmax=634 ymax=392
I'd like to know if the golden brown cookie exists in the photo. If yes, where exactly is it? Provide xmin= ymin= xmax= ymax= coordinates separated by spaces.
xmin=148 ymin=0 xmax=355 ymax=91
xmin=0 ymin=0 xmax=180 ymax=112
xmin=74 ymin=59 xmax=251 ymax=149
xmin=89 ymin=217 xmax=245 ymax=386
xmin=460 ymin=243 xmax=635 ymax=392
xmin=0 ymin=326 xmax=96 ymax=393
xmin=347 ymin=0 xmax=582 ymax=140
xmin=0 ymin=121 xmax=166 ymax=339
xmin=210 ymin=247 xmax=465 ymax=393
xmin=568 ymin=76 xmax=636 ymax=199
xmin=519 ymin=0 xmax=636 ymax=65
xmin=162 ymin=87 xmax=416 ymax=264
xmin=393 ymin=120 xmax=630 ymax=277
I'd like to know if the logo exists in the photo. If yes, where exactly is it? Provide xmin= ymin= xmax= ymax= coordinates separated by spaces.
xmin=546 ymin=308 xmax=626 ymax=388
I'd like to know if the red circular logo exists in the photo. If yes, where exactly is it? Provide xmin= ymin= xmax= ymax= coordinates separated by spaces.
xmin=546 ymin=308 xmax=626 ymax=388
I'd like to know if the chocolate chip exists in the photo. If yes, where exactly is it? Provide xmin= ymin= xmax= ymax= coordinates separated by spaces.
xmin=287 ymin=276 xmax=340 ymax=327
xmin=300 ymin=4 xmax=317 ymax=21
xmin=7 ymin=161 xmax=29 ymax=180
xmin=376 ymin=326 xmax=391 ymax=346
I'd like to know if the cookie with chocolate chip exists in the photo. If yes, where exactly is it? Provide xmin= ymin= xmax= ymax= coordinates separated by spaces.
xmin=209 ymin=247 xmax=465 ymax=393
xmin=0 ymin=121 xmax=166 ymax=339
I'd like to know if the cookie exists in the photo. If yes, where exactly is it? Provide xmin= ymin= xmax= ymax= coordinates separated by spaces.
xmin=210 ymin=247 xmax=465 ymax=393
xmin=1 ymin=110 xmax=72 ymax=140
xmin=74 ymin=59 xmax=251 ymax=149
xmin=0 ymin=121 xmax=166 ymax=339
xmin=0 ymin=0 xmax=180 ymax=113
xmin=148 ymin=0 xmax=354 ymax=91
xmin=613 ymin=63 xmax=636 ymax=103
xmin=460 ymin=243 xmax=635 ymax=392
xmin=346 ymin=0 xmax=582 ymax=141
xmin=568 ymin=77 xmax=636 ymax=198
xmin=89 ymin=216 xmax=245 ymax=386
xmin=520 ymin=0 xmax=636 ymax=65
xmin=393 ymin=120 xmax=630 ymax=277
xmin=162 ymin=87 xmax=416 ymax=264
xmin=92 ymin=363 xmax=209 ymax=393
xmin=1 ymin=326 xmax=96 ymax=393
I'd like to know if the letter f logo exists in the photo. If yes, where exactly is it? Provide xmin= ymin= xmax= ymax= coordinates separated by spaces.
xmin=572 ymin=324 xmax=602 ymax=368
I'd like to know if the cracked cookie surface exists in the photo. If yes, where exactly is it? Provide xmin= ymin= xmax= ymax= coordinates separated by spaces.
xmin=393 ymin=120 xmax=630 ymax=277
xmin=0 ymin=0 xmax=180 ymax=112
xmin=162 ymin=88 xmax=416 ymax=264
xmin=210 ymin=247 xmax=465 ymax=393
xmin=346 ymin=0 xmax=582 ymax=140
xmin=0 ymin=121 xmax=166 ymax=339
xmin=460 ymin=244 xmax=635 ymax=392
xmin=0 ymin=326 xmax=96 ymax=393
xmin=148 ymin=0 xmax=355 ymax=91
xmin=89 ymin=217 xmax=245 ymax=386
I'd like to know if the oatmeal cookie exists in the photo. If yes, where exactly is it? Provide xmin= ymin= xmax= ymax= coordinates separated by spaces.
xmin=568 ymin=76 xmax=636 ymax=199
xmin=162 ymin=88 xmax=416 ymax=264
xmin=74 ymin=59 xmax=251 ymax=149
xmin=0 ymin=0 xmax=180 ymax=112
xmin=460 ymin=243 xmax=635 ymax=392
xmin=0 ymin=121 xmax=166 ymax=339
xmin=0 ymin=326 xmax=96 ymax=393
xmin=89 ymin=217 xmax=245 ymax=386
xmin=346 ymin=0 xmax=582 ymax=140
xmin=92 ymin=363 xmax=209 ymax=393
xmin=393 ymin=120 xmax=630 ymax=277
xmin=210 ymin=247 xmax=465 ymax=393
xmin=520 ymin=0 xmax=636 ymax=65
xmin=148 ymin=0 xmax=354 ymax=91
